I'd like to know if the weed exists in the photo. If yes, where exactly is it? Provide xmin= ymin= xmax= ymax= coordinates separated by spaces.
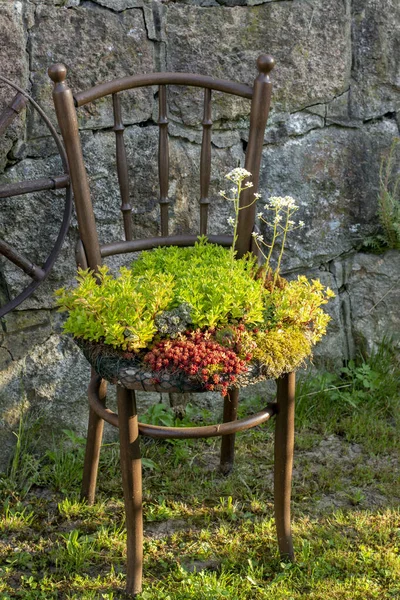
xmin=0 ymin=500 xmax=35 ymax=531
xmin=0 ymin=412 xmax=42 ymax=500
xmin=362 ymin=138 xmax=400 ymax=251
xmin=54 ymin=529 xmax=97 ymax=573
xmin=378 ymin=137 xmax=400 ymax=249
xmin=39 ymin=430 xmax=86 ymax=493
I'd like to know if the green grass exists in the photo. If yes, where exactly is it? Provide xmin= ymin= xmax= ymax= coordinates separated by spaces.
xmin=0 ymin=343 xmax=399 ymax=599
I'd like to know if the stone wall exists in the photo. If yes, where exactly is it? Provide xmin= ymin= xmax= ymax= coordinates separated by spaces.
xmin=0 ymin=0 xmax=399 ymax=469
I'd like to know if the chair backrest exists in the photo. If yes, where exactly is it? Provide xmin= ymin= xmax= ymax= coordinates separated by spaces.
xmin=48 ymin=55 xmax=274 ymax=270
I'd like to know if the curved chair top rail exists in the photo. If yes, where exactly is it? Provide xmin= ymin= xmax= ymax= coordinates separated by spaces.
xmin=48 ymin=55 xmax=274 ymax=267
xmin=74 ymin=73 xmax=253 ymax=107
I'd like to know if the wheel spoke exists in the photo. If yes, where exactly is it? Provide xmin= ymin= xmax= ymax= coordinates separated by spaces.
xmin=0 ymin=239 xmax=45 ymax=281
xmin=0 ymin=174 xmax=70 ymax=199
xmin=0 ymin=77 xmax=72 ymax=318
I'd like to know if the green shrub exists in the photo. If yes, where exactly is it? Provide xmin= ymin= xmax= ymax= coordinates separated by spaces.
xmin=130 ymin=239 xmax=266 ymax=328
xmin=56 ymin=240 xmax=267 ymax=350
xmin=56 ymin=238 xmax=334 ymax=386
xmin=56 ymin=265 xmax=175 ymax=350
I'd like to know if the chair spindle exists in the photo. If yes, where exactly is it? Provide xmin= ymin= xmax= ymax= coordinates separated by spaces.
xmin=200 ymin=88 xmax=212 ymax=235
xmin=158 ymin=85 xmax=169 ymax=237
xmin=112 ymin=93 xmax=133 ymax=242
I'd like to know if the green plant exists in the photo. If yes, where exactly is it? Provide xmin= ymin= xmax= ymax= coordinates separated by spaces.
xmin=0 ymin=500 xmax=35 ymax=531
xmin=56 ymin=169 xmax=334 ymax=391
xmin=56 ymin=266 xmax=175 ymax=351
xmin=130 ymin=238 xmax=266 ymax=329
xmin=218 ymin=167 xmax=260 ymax=259
xmin=253 ymin=196 xmax=304 ymax=286
xmin=0 ymin=412 xmax=42 ymax=500
xmin=39 ymin=430 xmax=86 ymax=493
xmin=378 ymin=137 xmax=400 ymax=249
xmin=221 ymin=168 xmax=304 ymax=288
xmin=54 ymin=529 xmax=97 ymax=572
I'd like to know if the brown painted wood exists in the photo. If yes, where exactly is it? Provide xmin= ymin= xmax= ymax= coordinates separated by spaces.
xmin=0 ymin=174 xmax=70 ymax=199
xmin=75 ymin=239 xmax=88 ymax=269
xmin=220 ymin=388 xmax=240 ymax=474
xmin=88 ymin=374 xmax=276 ymax=437
xmin=112 ymin=93 xmax=133 ymax=241
xmin=48 ymin=64 xmax=102 ymax=271
xmin=0 ymin=240 xmax=45 ymax=281
xmin=200 ymin=88 xmax=212 ymax=235
xmin=49 ymin=56 xmax=282 ymax=594
xmin=117 ymin=386 xmax=143 ymax=596
xmin=158 ymin=85 xmax=169 ymax=236
xmin=236 ymin=55 xmax=275 ymax=258
xmin=81 ymin=376 xmax=107 ymax=505
xmin=0 ymin=92 xmax=27 ymax=136
xmin=74 ymin=73 xmax=253 ymax=107
xmin=274 ymin=372 xmax=295 ymax=560
xmin=100 ymin=234 xmax=233 ymax=258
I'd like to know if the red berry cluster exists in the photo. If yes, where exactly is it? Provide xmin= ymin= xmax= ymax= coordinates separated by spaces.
xmin=144 ymin=330 xmax=250 ymax=396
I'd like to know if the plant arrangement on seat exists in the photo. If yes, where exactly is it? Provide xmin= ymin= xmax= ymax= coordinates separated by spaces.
xmin=56 ymin=168 xmax=334 ymax=395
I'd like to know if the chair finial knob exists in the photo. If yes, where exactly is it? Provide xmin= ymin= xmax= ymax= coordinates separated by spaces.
xmin=257 ymin=55 xmax=275 ymax=75
xmin=48 ymin=64 xmax=67 ymax=84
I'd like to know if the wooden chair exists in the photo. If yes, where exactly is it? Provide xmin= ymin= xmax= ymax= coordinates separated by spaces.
xmin=48 ymin=55 xmax=295 ymax=597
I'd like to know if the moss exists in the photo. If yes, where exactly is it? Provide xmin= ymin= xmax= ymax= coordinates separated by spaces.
xmin=252 ymin=326 xmax=313 ymax=379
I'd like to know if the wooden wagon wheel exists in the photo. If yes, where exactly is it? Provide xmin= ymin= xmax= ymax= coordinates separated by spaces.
xmin=0 ymin=75 xmax=72 ymax=318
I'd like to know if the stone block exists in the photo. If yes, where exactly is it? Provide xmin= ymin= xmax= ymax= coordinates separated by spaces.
xmin=258 ymin=119 xmax=399 ymax=269
xmin=165 ymin=0 xmax=351 ymax=126
xmin=343 ymin=251 xmax=400 ymax=353
xmin=0 ymin=1 xmax=29 ymax=171
xmin=29 ymin=3 xmax=155 ymax=135
xmin=351 ymin=0 xmax=400 ymax=120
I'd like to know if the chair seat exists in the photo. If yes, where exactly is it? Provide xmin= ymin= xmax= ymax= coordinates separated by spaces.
xmin=76 ymin=338 xmax=271 ymax=393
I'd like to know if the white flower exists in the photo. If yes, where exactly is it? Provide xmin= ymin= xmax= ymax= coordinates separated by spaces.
xmin=251 ymin=231 xmax=258 ymax=238
xmin=268 ymin=197 xmax=283 ymax=209
xmin=245 ymin=182 xmax=253 ymax=188
xmin=274 ymin=215 xmax=283 ymax=224
xmin=299 ymin=220 xmax=305 ymax=228
xmin=219 ymin=190 xmax=225 ymax=197
xmin=227 ymin=216 xmax=235 ymax=226
xmin=288 ymin=220 xmax=295 ymax=226
xmin=254 ymin=193 xmax=261 ymax=200
xmin=225 ymin=167 xmax=252 ymax=184
xmin=268 ymin=195 xmax=298 ymax=210
xmin=284 ymin=196 xmax=297 ymax=209
xmin=230 ymin=187 xmax=236 ymax=194
xmin=257 ymin=234 xmax=264 ymax=242
xmin=257 ymin=212 xmax=263 ymax=219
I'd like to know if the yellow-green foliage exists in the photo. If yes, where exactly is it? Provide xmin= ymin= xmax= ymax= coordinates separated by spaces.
xmin=55 ymin=266 xmax=175 ymax=351
xmin=252 ymin=326 xmax=313 ymax=378
xmin=55 ymin=242 xmax=334 ymax=370
xmin=264 ymin=276 xmax=335 ymax=343
xmin=56 ymin=242 xmax=266 ymax=350
xmin=130 ymin=240 xmax=266 ymax=328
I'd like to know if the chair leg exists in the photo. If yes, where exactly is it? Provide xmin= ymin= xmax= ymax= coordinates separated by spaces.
xmin=117 ymin=386 xmax=143 ymax=597
xmin=274 ymin=372 xmax=295 ymax=561
xmin=219 ymin=388 xmax=239 ymax=475
xmin=81 ymin=377 xmax=107 ymax=505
